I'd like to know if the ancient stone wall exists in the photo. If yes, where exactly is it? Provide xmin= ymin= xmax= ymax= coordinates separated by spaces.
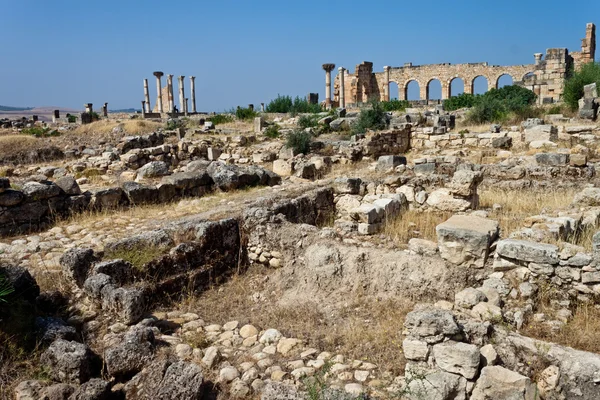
xmin=332 ymin=23 xmax=596 ymax=106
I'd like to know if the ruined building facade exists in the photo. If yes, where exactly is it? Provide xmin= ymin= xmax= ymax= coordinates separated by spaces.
xmin=326 ymin=23 xmax=595 ymax=107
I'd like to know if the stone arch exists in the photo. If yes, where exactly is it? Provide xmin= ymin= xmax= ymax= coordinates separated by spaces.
xmin=404 ymin=80 xmax=421 ymax=101
xmin=522 ymin=71 xmax=536 ymax=83
xmin=471 ymin=75 xmax=489 ymax=95
xmin=448 ymin=77 xmax=466 ymax=98
xmin=426 ymin=77 xmax=442 ymax=101
xmin=495 ymin=73 xmax=514 ymax=89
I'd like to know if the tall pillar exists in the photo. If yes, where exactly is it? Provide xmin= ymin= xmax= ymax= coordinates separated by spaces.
xmin=103 ymin=103 xmax=108 ymax=117
xmin=167 ymin=74 xmax=174 ymax=112
xmin=190 ymin=76 xmax=197 ymax=113
xmin=383 ymin=66 xmax=390 ymax=101
xmin=322 ymin=63 xmax=335 ymax=109
xmin=464 ymin=79 xmax=473 ymax=95
xmin=184 ymin=98 xmax=189 ymax=116
xmin=143 ymin=79 xmax=151 ymax=113
xmin=141 ymin=101 xmax=146 ymax=118
xmin=153 ymin=71 xmax=164 ymax=113
xmin=178 ymin=76 xmax=185 ymax=112
xmin=419 ymin=84 xmax=428 ymax=102
xmin=338 ymin=67 xmax=345 ymax=108
xmin=441 ymin=82 xmax=451 ymax=100
xmin=260 ymin=103 xmax=265 ymax=112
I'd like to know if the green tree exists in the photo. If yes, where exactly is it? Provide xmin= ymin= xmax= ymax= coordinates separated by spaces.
xmin=351 ymin=101 xmax=388 ymax=134
xmin=563 ymin=62 xmax=600 ymax=110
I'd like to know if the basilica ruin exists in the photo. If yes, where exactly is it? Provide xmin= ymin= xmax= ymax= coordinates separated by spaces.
xmin=324 ymin=23 xmax=596 ymax=107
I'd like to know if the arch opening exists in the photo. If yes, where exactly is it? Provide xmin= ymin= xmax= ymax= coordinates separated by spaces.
xmin=449 ymin=77 xmax=465 ymax=97
xmin=389 ymin=81 xmax=399 ymax=101
xmin=496 ymin=74 xmax=514 ymax=89
xmin=405 ymin=80 xmax=420 ymax=101
xmin=472 ymin=76 xmax=488 ymax=95
xmin=427 ymin=79 xmax=442 ymax=101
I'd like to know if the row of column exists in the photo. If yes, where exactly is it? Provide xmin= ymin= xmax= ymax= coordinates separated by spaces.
xmin=142 ymin=72 xmax=197 ymax=114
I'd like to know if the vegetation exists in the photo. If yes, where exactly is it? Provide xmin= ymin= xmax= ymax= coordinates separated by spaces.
xmin=20 ymin=127 xmax=59 ymax=137
xmin=67 ymin=114 xmax=77 ymax=123
xmin=104 ymin=245 xmax=167 ymax=271
xmin=263 ymin=124 xmax=280 ymax=138
xmin=443 ymin=93 xmax=478 ymax=111
xmin=0 ymin=274 xmax=13 ymax=303
xmin=235 ymin=107 xmax=257 ymax=121
xmin=266 ymin=95 xmax=322 ymax=114
xmin=380 ymin=99 xmax=410 ymax=111
xmin=464 ymin=85 xmax=538 ymax=124
xmin=563 ymin=61 xmax=600 ymax=110
xmin=298 ymin=114 xmax=320 ymax=129
xmin=286 ymin=130 xmax=312 ymax=154
xmin=351 ymin=101 xmax=388 ymax=134
xmin=209 ymin=114 xmax=234 ymax=125
xmin=0 ymin=105 xmax=33 ymax=111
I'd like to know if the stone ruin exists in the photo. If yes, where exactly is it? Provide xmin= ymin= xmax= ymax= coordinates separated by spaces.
xmin=324 ymin=23 xmax=596 ymax=107
xmin=143 ymin=72 xmax=198 ymax=118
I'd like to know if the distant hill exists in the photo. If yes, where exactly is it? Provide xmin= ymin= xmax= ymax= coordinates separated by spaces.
xmin=0 ymin=105 xmax=34 ymax=111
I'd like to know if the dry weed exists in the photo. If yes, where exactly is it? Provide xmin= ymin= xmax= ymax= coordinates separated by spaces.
xmin=383 ymin=209 xmax=451 ymax=245
xmin=478 ymin=188 xmax=577 ymax=238
xmin=70 ymin=120 xmax=164 ymax=136
xmin=0 ymin=135 xmax=44 ymax=158
xmin=177 ymin=267 xmax=412 ymax=374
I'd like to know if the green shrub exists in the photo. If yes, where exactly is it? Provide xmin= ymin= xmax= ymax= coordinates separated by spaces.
xmin=210 ymin=114 xmax=234 ymax=125
xmin=264 ymin=125 xmax=280 ymax=138
xmin=466 ymin=97 xmax=507 ymax=124
xmin=298 ymin=114 xmax=320 ymax=129
xmin=546 ymin=105 xmax=563 ymax=114
xmin=235 ymin=107 xmax=257 ymax=121
xmin=21 ymin=127 xmax=59 ymax=137
xmin=444 ymin=93 xmax=478 ymax=111
xmin=484 ymin=85 xmax=537 ymax=112
xmin=166 ymin=119 xmax=183 ymax=130
xmin=563 ymin=62 xmax=600 ymax=110
xmin=380 ymin=99 xmax=410 ymax=111
xmin=266 ymin=95 xmax=321 ymax=114
xmin=286 ymin=130 xmax=312 ymax=154
xmin=67 ymin=114 xmax=77 ymax=123
xmin=463 ymin=85 xmax=537 ymax=124
xmin=351 ymin=102 xmax=387 ymax=134
xmin=91 ymin=111 xmax=100 ymax=121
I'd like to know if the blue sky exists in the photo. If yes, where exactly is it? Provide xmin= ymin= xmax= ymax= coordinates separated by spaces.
xmin=1 ymin=0 xmax=598 ymax=111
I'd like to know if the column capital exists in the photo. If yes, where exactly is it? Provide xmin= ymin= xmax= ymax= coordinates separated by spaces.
xmin=338 ymin=66 xmax=345 ymax=73
xmin=153 ymin=71 xmax=164 ymax=78
xmin=322 ymin=63 xmax=336 ymax=72
xmin=384 ymin=65 xmax=391 ymax=71
xmin=167 ymin=74 xmax=174 ymax=78
xmin=190 ymin=76 xmax=196 ymax=80
xmin=178 ymin=75 xmax=185 ymax=80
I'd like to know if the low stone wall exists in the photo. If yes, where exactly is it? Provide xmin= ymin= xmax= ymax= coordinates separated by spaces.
xmin=0 ymin=163 xmax=281 ymax=237
xmin=361 ymin=126 xmax=411 ymax=157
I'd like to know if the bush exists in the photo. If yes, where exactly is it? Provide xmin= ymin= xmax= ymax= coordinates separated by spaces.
xmin=286 ymin=130 xmax=312 ymax=155
xmin=351 ymin=102 xmax=388 ymax=134
xmin=444 ymin=93 xmax=478 ymax=111
xmin=210 ymin=114 xmax=234 ymax=125
xmin=67 ymin=114 xmax=77 ymax=123
xmin=21 ymin=127 xmax=60 ymax=137
xmin=264 ymin=125 xmax=280 ymax=138
xmin=298 ymin=114 xmax=320 ymax=129
xmin=547 ymin=105 xmax=563 ymax=115
xmin=380 ymin=99 xmax=410 ymax=111
xmin=266 ymin=95 xmax=322 ymax=114
xmin=563 ymin=62 xmax=600 ymax=110
xmin=235 ymin=107 xmax=257 ymax=121
xmin=464 ymin=85 xmax=537 ymax=124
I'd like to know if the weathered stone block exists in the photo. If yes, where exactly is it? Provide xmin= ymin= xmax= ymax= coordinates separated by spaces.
xmin=496 ymin=239 xmax=559 ymax=264
xmin=436 ymin=215 xmax=499 ymax=267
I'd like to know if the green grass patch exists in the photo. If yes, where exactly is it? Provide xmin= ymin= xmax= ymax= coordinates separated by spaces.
xmin=104 ymin=245 xmax=167 ymax=271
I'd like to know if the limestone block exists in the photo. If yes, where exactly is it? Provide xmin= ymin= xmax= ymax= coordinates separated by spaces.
xmin=471 ymin=366 xmax=536 ymax=400
xmin=496 ymin=239 xmax=559 ymax=264
xmin=432 ymin=341 xmax=480 ymax=379
xmin=436 ymin=215 xmax=499 ymax=267
xmin=524 ymin=125 xmax=558 ymax=143
xmin=402 ymin=338 xmax=429 ymax=361
xmin=272 ymin=160 xmax=292 ymax=177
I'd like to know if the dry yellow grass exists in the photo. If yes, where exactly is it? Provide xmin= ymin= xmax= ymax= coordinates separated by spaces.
xmin=177 ymin=268 xmax=412 ymax=374
xmin=70 ymin=119 xmax=164 ymax=136
xmin=478 ymin=188 xmax=577 ymax=238
xmin=383 ymin=209 xmax=452 ymax=245
xmin=0 ymin=135 xmax=44 ymax=158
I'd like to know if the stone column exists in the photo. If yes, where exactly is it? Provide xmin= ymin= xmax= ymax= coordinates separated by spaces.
xmin=167 ymin=74 xmax=175 ymax=113
xmin=419 ymin=85 xmax=428 ymax=102
xmin=441 ymin=82 xmax=451 ymax=100
xmin=178 ymin=76 xmax=185 ymax=112
xmin=143 ymin=79 xmax=151 ymax=113
xmin=153 ymin=71 xmax=164 ymax=113
xmin=338 ymin=67 xmax=345 ymax=108
xmin=464 ymin=79 xmax=473 ymax=95
xmin=383 ymin=66 xmax=390 ymax=101
xmin=190 ymin=76 xmax=197 ymax=113
xmin=261 ymin=103 xmax=265 ymax=112
xmin=534 ymin=53 xmax=543 ymax=65
xmin=103 ymin=103 xmax=108 ymax=117
xmin=184 ymin=98 xmax=189 ymax=116
xmin=322 ymin=63 xmax=335 ymax=109
xmin=141 ymin=101 xmax=146 ymax=118
xmin=85 ymin=103 xmax=93 ymax=113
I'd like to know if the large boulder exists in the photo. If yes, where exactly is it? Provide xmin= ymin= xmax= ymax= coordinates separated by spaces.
xmin=21 ymin=181 xmax=61 ymax=201
xmin=572 ymin=187 xmax=600 ymax=207
xmin=121 ymin=181 xmax=159 ymax=205
xmin=89 ymin=188 xmax=125 ymax=210
xmin=0 ymin=189 xmax=24 ymax=206
xmin=123 ymin=358 xmax=204 ymax=399
xmin=432 ymin=341 xmax=481 ymax=379
xmin=404 ymin=309 xmax=460 ymax=343
xmin=0 ymin=265 xmax=40 ymax=302
xmin=471 ymin=366 xmax=536 ymax=400
xmin=40 ymin=340 xmax=96 ymax=384
xmin=60 ymin=248 xmax=97 ymax=287
xmin=104 ymin=326 xmax=155 ymax=378
xmin=136 ymin=161 xmax=169 ymax=179
xmin=404 ymin=368 xmax=467 ymax=400
xmin=69 ymin=379 xmax=111 ymax=400
xmin=426 ymin=189 xmax=471 ymax=212
xmin=448 ymin=170 xmax=483 ymax=198
xmin=436 ymin=215 xmax=499 ymax=267
xmin=54 ymin=176 xmax=82 ymax=195
xmin=100 ymin=285 xmax=146 ymax=325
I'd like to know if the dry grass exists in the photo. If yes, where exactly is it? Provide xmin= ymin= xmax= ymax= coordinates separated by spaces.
xmin=478 ymin=188 xmax=577 ymax=238
xmin=383 ymin=209 xmax=452 ymax=245
xmin=0 ymin=135 xmax=44 ymax=157
xmin=177 ymin=267 xmax=412 ymax=374
xmin=70 ymin=119 xmax=164 ymax=136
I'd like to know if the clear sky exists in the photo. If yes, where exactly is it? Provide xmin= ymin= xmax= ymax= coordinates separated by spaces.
xmin=1 ymin=0 xmax=598 ymax=111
